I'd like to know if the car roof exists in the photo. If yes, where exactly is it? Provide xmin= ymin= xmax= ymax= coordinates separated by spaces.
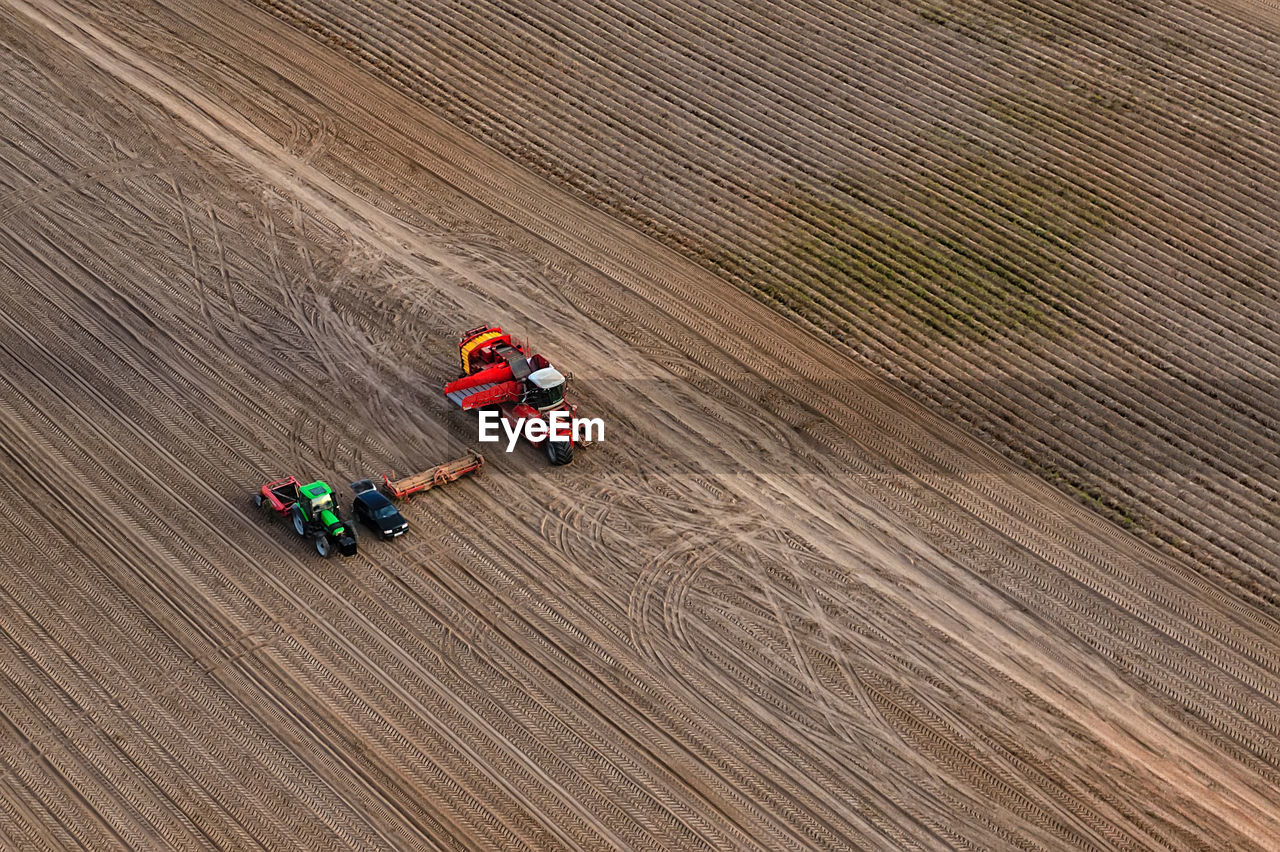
xmin=357 ymin=490 xmax=394 ymax=509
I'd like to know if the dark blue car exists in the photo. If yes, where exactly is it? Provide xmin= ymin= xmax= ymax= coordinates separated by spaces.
xmin=349 ymin=479 xmax=409 ymax=539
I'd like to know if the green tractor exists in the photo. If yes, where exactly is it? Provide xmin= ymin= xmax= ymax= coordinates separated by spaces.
xmin=255 ymin=477 xmax=358 ymax=557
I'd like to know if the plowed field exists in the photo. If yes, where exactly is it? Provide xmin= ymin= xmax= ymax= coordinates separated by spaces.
xmin=2 ymin=0 xmax=1279 ymax=849
xmin=251 ymin=0 xmax=1280 ymax=609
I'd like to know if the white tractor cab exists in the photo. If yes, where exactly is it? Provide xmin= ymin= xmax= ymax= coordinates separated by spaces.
xmin=524 ymin=366 xmax=566 ymax=410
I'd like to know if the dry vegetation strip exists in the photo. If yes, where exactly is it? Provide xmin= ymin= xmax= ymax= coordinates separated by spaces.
xmin=253 ymin=0 xmax=1280 ymax=605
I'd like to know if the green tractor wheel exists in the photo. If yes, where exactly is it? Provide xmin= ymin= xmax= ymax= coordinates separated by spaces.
xmin=315 ymin=534 xmax=332 ymax=558
xmin=292 ymin=506 xmax=307 ymax=538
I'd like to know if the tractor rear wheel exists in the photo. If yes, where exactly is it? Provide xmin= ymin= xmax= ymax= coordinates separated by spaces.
xmin=546 ymin=440 xmax=574 ymax=466
xmin=315 ymin=535 xmax=332 ymax=558
xmin=292 ymin=507 xmax=307 ymax=537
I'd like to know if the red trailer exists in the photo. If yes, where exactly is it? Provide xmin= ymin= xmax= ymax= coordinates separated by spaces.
xmin=254 ymin=476 xmax=302 ymax=514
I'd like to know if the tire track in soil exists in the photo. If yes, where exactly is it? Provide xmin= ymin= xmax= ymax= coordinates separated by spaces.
xmin=0 ymin=237 xmax=609 ymax=848
xmin=249 ymin=0 xmax=1280 ymax=606
xmin=0 ymin=101 xmax=721 ymax=844
xmin=110 ymin=0 xmax=1280 ymax=834
xmin=0 ymin=277 xmax=540 ymax=844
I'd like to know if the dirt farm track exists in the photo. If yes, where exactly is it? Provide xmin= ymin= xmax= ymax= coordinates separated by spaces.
xmin=1 ymin=0 xmax=1280 ymax=849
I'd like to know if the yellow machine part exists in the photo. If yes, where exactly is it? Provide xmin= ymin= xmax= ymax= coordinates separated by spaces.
xmin=460 ymin=330 xmax=504 ymax=374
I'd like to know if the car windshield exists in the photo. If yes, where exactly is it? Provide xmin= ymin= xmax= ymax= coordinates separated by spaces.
xmin=374 ymin=505 xmax=399 ymax=520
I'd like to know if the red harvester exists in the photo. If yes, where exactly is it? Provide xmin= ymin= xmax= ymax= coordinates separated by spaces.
xmin=442 ymin=326 xmax=579 ymax=465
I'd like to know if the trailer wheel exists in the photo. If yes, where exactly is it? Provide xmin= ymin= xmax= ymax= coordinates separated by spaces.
xmin=546 ymin=440 xmax=574 ymax=466
xmin=292 ymin=507 xmax=307 ymax=538
xmin=315 ymin=535 xmax=332 ymax=558
xmin=253 ymin=493 xmax=263 ymax=510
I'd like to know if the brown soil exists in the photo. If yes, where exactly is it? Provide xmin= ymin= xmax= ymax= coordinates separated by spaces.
xmin=1 ymin=0 xmax=1278 ymax=849
xmin=247 ymin=0 xmax=1280 ymax=609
